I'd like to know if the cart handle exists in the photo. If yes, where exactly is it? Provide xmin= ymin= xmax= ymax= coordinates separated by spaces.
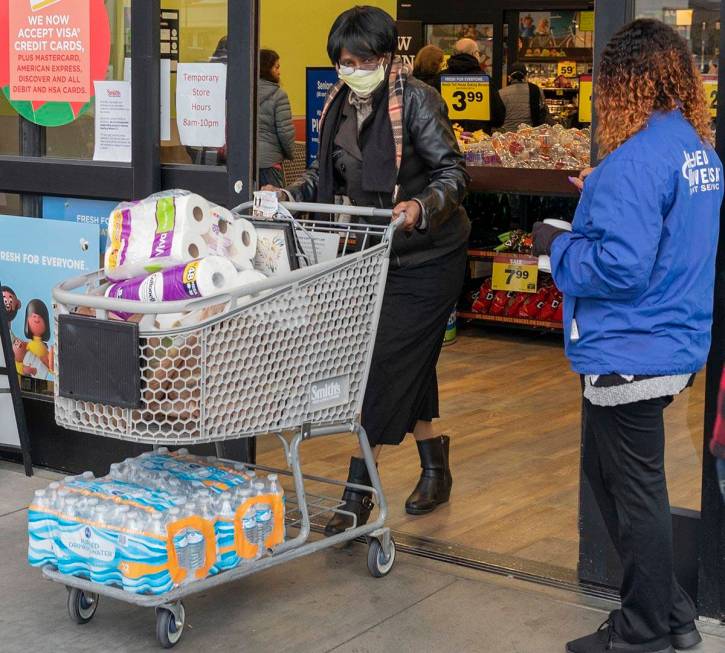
xmin=232 ymin=200 xmax=396 ymax=220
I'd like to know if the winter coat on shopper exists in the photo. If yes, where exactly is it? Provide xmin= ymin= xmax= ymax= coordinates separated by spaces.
xmin=286 ymin=58 xmax=470 ymax=269
xmin=439 ymin=53 xmax=505 ymax=133
xmin=499 ymin=79 xmax=548 ymax=131
xmin=550 ymin=109 xmax=723 ymax=376
xmin=257 ymin=78 xmax=295 ymax=169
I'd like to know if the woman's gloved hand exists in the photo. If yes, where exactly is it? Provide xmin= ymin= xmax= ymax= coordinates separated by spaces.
xmin=532 ymin=222 xmax=568 ymax=256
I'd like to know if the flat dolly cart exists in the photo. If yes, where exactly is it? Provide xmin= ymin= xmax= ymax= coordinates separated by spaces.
xmin=45 ymin=201 xmax=404 ymax=647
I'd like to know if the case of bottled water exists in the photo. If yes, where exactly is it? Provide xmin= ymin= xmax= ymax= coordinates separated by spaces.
xmin=28 ymin=451 xmax=285 ymax=595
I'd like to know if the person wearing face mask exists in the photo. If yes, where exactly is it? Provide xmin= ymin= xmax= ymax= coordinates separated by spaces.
xmin=264 ymin=5 xmax=470 ymax=534
xmin=440 ymin=37 xmax=505 ymax=133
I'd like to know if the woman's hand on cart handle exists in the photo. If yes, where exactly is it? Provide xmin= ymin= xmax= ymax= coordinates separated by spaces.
xmin=392 ymin=200 xmax=421 ymax=232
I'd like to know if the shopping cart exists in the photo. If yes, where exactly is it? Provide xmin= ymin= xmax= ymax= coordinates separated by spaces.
xmin=46 ymin=201 xmax=403 ymax=648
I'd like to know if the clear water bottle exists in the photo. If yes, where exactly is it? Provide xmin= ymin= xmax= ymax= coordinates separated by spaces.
xmin=187 ymin=529 xmax=205 ymax=571
xmin=157 ymin=447 xmax=170 ymax=455
xmin=254 ymin=481 xmax=272 ymax=553
xmin=267 ymin=473 xmax=285 ymax=540
xmin=32 ymin=489 xmax=51 ymax=511
xmin=239 ymin=488 xmax=256 ymax=553
xmin=177 ymin=448 xmax=189 ymax=456
xmin=150 ymin=512 xmax=166 ymax=537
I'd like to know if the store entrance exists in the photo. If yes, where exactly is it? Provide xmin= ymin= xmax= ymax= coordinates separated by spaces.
xmin=257 ymin=0 xmax=724 ymax=599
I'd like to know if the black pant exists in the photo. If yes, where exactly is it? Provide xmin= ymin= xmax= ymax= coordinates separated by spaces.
xmin=582 ymin=396 xmax=696 ymax=644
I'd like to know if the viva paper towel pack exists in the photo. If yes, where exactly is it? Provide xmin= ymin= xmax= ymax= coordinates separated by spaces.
xmin=105 ymin=193 xmax=214 ymax=280
xmin=105 ymin=256 xmax=238 ymax=321
xmin=28 ymin=451 xmax=286 ymax=595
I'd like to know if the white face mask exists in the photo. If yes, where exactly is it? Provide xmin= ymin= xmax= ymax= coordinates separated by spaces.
xmin=337 ymin=63 xmax=386 ymax=97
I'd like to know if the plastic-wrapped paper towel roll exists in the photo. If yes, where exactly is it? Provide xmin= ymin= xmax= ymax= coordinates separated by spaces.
xmin=106 ymin=256 xmax=237 ymax=320
xmin=204 ymin=205 xmax=257 ymax=271
xmin=105 ymin=193 xmax=213 ymax=280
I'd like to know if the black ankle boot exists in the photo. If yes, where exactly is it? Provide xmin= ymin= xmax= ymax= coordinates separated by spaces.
xmin=405 ymin=435 xmax=452 ymax=515
xmin=325 ymin=457 xmax=375 ymax=537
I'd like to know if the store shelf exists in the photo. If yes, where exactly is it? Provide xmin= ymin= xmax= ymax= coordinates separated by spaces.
xmin=467 ymin=167 xmax=580 ymax=197
xmin=458 ymin=311 xmax=562 ymax=331
xmin=468 ymin=249 xmax=541 ymax=260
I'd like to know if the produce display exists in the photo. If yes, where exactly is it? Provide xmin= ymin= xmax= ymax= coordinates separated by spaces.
xmin=457 ymin=123 xmax=590 ymax=170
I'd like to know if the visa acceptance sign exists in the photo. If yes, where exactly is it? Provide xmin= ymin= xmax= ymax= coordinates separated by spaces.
xmin=0 ymin=0 xmax=111 ymax=126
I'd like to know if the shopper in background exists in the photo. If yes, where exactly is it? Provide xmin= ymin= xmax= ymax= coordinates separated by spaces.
xmin=412 ymin=44 xmax=445 ymax=91
xmin=258 ymin=49 xmax=295 ymax=188
xmin=441 ymin=38 xmax=505 ymax=133
xmin=533 ymin=19 xmax=722 ymax=653
xmin=263 ymin=6 xmax=470 ymax=532
xmin=499 ymin=62 xmax=548 ymax=132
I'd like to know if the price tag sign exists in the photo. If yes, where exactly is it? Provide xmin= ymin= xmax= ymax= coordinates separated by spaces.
xmin=440 ymin=74 xmax=491 ymax=122
xmin=703 ymin=76 xmax=718 ymax=118
xmin=492 ymin=255 xmax=538 ymax=293
xmin=578 ymin=74 xmax=593 ymax=123
xmin=558 ymin=61 xmax=577 ymax=78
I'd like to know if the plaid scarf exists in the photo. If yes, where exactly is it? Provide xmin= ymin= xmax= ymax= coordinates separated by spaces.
xmin=319 ymin=57 xmax=408 ymax=182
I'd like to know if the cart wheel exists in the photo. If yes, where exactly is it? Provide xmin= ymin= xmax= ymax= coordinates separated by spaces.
xmin=367 ymin=537 xmax=396 ymax=578
xmin=156 ymin=603 xmax=186 ymax=649
xmin=67 ymin=587 xmax=99 ymax=624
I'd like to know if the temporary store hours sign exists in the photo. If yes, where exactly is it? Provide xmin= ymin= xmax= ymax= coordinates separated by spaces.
xmin=0 ymin=0 xmax=111 ymax=127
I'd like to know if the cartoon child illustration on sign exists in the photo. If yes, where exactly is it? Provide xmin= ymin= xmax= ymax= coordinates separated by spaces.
xmin=2 ymin=286 xmax=26 ymax=375
xmin=20 ymin=299 xmax=54 ymax=380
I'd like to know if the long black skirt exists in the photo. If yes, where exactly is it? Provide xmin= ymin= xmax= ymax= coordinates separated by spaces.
xmin=361 ymin=245 xmax=468 ymax=446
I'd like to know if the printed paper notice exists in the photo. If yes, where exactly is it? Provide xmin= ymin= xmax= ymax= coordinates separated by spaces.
xmin=93 ymin=80 xmax=131 ymax=162
xmin=176 ymin=63 xmax=227 ymax=147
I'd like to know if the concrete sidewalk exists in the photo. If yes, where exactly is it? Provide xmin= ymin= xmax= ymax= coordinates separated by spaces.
xmin=1 ymin=461 xmax=723 ymax=653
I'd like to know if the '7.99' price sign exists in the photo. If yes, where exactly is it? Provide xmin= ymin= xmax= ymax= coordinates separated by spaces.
xmin=491 ymin=255 xmax=539 ymax=293
xmin=440 ymin=74 xmax=491 ymax=122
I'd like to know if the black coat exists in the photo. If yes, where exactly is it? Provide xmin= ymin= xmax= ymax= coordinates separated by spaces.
xmin=287 ymin=77 xmax=471 ymax=268
xmin=439 ymin=53 xmax=506 ymax=133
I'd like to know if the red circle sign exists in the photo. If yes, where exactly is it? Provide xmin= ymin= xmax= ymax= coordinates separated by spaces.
xmin=0 ymin=0 xmax=111 ymax=127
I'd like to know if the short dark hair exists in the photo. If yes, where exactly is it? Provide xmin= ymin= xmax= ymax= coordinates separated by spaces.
xmin=25 ymin=299 xmax=50 ymax=342
xmin=509 ymin=62 xmax=528 ymax=80
xmin=327 ymin=6 xmax=397 ymax=64
xmin=259 ymin=49 xmax=280 ymax=82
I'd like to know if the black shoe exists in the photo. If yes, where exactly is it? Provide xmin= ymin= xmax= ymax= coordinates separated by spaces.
xmin=566 ymin=618 xmax=674 ymax=653
xmin=324 ymin=457 xmax=374 ymax=537
xmin=670 ymin=623 xmax=702 ymax=650
xmin=405 ymin=435 xmax=452 ymax=515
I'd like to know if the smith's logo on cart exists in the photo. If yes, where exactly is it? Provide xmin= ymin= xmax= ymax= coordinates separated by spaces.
xmin=310 ymin=376 xmax=350 ymax=410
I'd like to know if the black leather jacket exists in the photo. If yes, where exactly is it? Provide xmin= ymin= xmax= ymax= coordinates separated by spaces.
xmin=287 ymin=77 xmax=471 ymax=268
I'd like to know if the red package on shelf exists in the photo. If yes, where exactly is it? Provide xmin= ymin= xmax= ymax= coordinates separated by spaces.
xmin=539 ymin=287 xmax=563 ymax=322
xmin=505 ymin=292 xmax=527 ymax=317
xmin=489 ymin=290 xmax=513 ymax=316
xmin=472 ymin=278 xmax=494 ymax=314
xmin=552 ymin=295 xmax=564 ymax=322
xmin=518 ymin=285 xmax=550 ymax=319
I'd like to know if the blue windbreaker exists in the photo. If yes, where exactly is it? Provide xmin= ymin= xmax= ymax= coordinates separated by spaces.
xmin=551 ymin=110 xmax=723 ymax=375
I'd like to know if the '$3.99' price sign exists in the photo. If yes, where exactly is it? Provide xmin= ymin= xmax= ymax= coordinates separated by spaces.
xmin=491 ymin=255 xmax=539 ymax=293
xmin=440 ymin=74 xmax=491 ymax=122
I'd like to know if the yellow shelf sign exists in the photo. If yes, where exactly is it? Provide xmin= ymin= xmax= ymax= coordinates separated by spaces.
xmin=557 ymin=61 xmax=577 ymax=78
xmin=440 ymin=74 xmax=491 ymax=122
xmin=579 ymin=74 xmax=593 ymax=124
xmin=703 ymin=76 xmax=718 ymax=118
xmin=579 ymin=11 xmax=595 ymax=32
xmin=492 ymin=255 xmax=539 ymax=294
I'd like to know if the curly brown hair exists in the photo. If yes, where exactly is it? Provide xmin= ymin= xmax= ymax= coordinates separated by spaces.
xmin=595 ymin=19 xmax=713 ymax=156
xmin=413 ymin=45 xmax=445 ymax=77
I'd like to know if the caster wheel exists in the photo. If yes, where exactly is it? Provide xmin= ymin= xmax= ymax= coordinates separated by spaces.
xmin=67 ymin=587 xmax=99 ymax=624
xmin=367 ymin=537 xmax=396 ymax=578
xmin=156 ymin=603 xmax=186 ymax=649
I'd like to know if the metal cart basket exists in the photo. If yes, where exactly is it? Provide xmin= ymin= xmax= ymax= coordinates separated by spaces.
xmin=45 ymin=201 xmax=403 ymax=648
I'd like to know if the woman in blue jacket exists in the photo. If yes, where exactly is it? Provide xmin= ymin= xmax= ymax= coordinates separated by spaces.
xmin=533 ymin=20 xmax=723 ymax=653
